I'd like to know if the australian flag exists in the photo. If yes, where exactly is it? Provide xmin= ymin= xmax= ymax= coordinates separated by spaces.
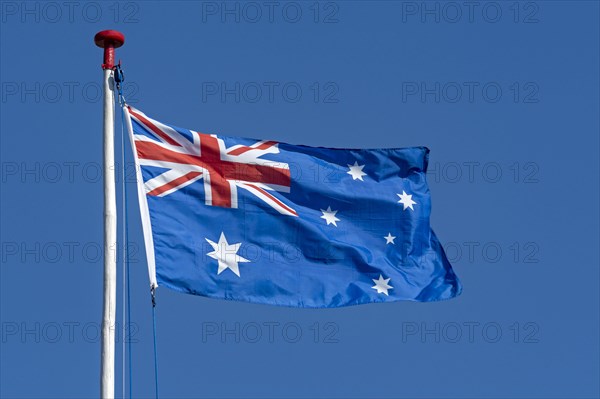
xmin=125 ymin=106 xmax=462 ymax=308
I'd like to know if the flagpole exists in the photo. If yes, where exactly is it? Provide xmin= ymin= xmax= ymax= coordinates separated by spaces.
xmin=95 ymin=29 xmax=125 ymax=399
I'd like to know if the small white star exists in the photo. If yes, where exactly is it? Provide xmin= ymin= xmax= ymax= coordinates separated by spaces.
xmin=384 ymin=233 xmax=396 ymax=245
xmin=320 ymin=206 xmax=340 ymax=226
xmin=347 ymin=161 xmax=367 ymax=181
xmin=371 ymin=275 xmax=393 ymax=296
xmin=397 ymin=190 xmax=417 ymax=211
xmin=205 ymin=232 xmax=250 ymax=277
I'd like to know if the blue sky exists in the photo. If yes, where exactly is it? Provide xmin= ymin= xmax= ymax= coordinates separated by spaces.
xmin=1 ymin=1 xmax=599 ymax=398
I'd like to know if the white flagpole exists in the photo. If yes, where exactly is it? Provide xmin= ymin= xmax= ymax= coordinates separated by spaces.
xmin=94 ymin=30 xmax=125 ymax=399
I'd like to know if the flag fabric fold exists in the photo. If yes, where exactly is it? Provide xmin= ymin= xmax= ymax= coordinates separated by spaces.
xmin=125 ymin=106 xmax=461 ymax=308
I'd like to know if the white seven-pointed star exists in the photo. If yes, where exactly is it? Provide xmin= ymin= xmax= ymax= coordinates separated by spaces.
xmin=347 ymin=161 xmax=367 ymax=181
xmin=205 ymin=232 xmax=250 ymax=277
xmin=320 ymin=206 xmax=340 ymax=226
xmin=384 ymin=233 xmax=396 ymax=245
xmin=371 ymin=275 xmax=393 ymax=296
xmin=397 ymin=190 xmax=417 ymax=211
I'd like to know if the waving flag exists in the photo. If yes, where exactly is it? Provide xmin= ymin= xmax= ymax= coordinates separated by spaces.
xmin=125 ymin=106 xmax=461 ymax=307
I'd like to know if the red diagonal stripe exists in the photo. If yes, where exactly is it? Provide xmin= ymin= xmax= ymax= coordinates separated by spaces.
xmin=147 ymin=171 xmax=202 ymax=196
xmin=245 ymin=183 xmax=297 ymax=216
xmin=130 ymin=108 xmax=180 ymax=147
xmin=227 ymin=141 xmax=278 ymax=156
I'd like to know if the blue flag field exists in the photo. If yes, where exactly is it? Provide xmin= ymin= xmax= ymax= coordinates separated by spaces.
xmin=125 ymin=106 xmax=461 ymax=307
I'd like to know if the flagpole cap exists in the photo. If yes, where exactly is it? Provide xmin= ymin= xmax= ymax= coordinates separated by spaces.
xmin=94 ymin=30 xmax=125 ymax=48
xmin=95 ymin=30 xmax=125 ymax=69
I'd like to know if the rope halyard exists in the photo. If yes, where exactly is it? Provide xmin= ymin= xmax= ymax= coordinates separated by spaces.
xmin=118 ymin=72 xmax=126 ymax=399
xmin=151 ymin=286 xmax=159 ymax=399
xmin=115 ymin=61 xmax=159 ymax=399
xmin=115 ymin=63 xmax=132 ymax=398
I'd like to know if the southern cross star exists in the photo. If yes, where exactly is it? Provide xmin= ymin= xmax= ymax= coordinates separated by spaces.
xmin=397 ymin=190 xmax=417 ymax=211
xmin=320 ymin=206 xmax=340 ymax=226
xmin=384 ymin=233 xmax=396 ymax=245
xmin=347 ymin=161 xmax=367 ymax=181
xmin=371 ymin=275 xmax=393 ymax=296
xmin=206 ymin=232 xmax=250 ymax=277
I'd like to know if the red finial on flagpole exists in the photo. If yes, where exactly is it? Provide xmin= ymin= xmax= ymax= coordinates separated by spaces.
xmin=94 ymin=30 xmax=125 ymax=70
